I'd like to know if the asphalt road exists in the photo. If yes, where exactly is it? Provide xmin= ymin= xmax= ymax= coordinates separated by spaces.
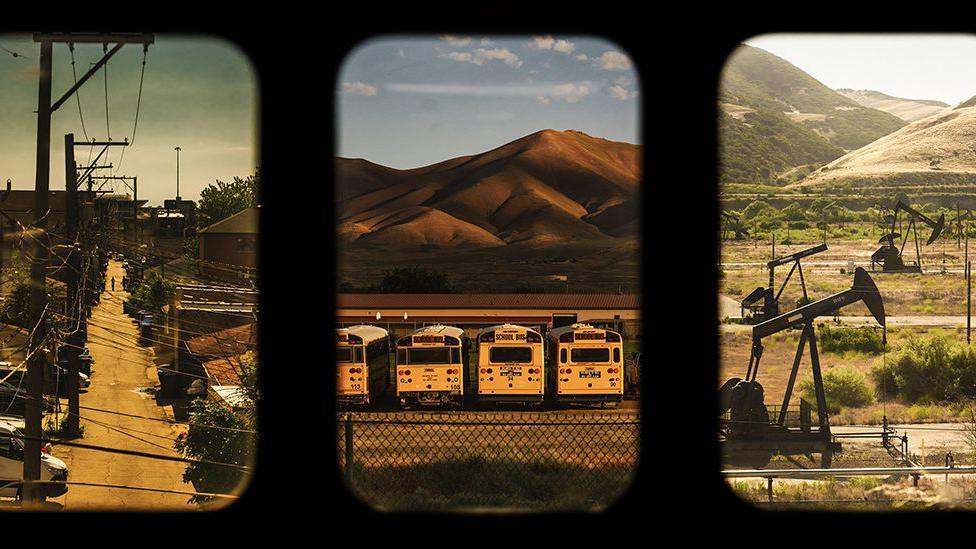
xmin=54 ymin=260 xmax=194 ymax=511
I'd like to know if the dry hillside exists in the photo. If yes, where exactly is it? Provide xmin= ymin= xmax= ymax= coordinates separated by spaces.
xmin=836 ymin=89 xmax=949 ymax=123
xmin=335 ymin=130 xmax=641 ymax=249
xmin=792 ymin=105 xmax=976 ymax=189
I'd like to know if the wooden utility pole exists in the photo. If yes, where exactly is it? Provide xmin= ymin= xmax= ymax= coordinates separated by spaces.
xmin=25 ymin=31 xmax=154 ymax=506
xmin=23 ymin=39 xmax=52 ymax=505
xmin=64 ymin=134 xmax=81 ymax=434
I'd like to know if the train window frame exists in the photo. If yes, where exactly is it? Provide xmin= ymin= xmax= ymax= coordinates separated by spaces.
xmin=571 ymin=348 xmax=610 ymax=363
xmin=489 ymin=346 xmax=533 ymax=364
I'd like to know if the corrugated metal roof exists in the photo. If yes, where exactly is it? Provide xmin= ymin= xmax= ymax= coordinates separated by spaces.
xmin=336 ymin=293 xmax=640 ymax=309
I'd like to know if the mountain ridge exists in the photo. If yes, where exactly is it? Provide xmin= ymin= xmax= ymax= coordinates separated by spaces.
xmin=336 ymin=129 xmax=640 ymax=249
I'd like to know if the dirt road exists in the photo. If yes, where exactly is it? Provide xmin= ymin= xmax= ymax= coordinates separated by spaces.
xmin=54 ymin=260 xmax=194 ymax=511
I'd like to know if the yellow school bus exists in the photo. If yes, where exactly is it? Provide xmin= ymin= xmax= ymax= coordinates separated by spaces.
xmin=546 ymin=323 xmax=624 ymax=406
xmin=476 ymin=324 xmax=544 ymax=405
xmin=336 ymin=325 xmax=390 ymax=406
xmin=395 ymin=325 xmax=467 ymax=408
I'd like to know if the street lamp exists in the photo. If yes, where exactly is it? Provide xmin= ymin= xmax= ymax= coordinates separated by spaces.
xmin=174 ymin=146 xmax=182 ymax=200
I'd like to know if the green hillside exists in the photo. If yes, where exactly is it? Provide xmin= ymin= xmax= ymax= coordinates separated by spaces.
xmin=719 ymin=109 xmax=844 ymax=185
xmin=721 ymin=45 xmax=906 ymax=151
xmin=719 ymin=45 xmax=908 ymax=185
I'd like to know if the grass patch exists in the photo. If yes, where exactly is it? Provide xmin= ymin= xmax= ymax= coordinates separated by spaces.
xmin=345 ymin=456 xmax=635 ymax=511
xmin=800 ymin=366 xmax=874 ymax=414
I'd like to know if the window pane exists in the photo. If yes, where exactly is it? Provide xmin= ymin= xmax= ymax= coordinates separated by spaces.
xmin=407 ymin=348 xmax=451 ymax=364
xmin=489 ymin=347 xmax=533 ymax=363
xmin=355 ymin=347 xmax=364 ymax=363
xmin=571 ymin=348 xmax=610 ymax=363
xmin=560 ymin=349 xmax=567 ymax=363
xmin=336 ymin=348 xmax=352 ymax=363
xmin=397 ymin=349 xmax=407 ymax=364
xmin=613 ymin=348 xmax=621 ymax=363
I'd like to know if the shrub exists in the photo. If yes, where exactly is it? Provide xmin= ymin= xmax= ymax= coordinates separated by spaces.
xmin=817 ymin=324 xmax=886 ymax=354
xmin=871 ymin=337 xmax=976 ymax=404
xmin=800 ymin=366 xmax=874 ymax=414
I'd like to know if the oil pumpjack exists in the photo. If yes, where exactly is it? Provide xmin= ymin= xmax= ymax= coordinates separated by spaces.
xmin=741 ymin=244 xmax=827 ymax=322
xmin=720 ymin=267 xmax=886 ymax=468
xmin=872 ymin=200 xmax=945 ymax=273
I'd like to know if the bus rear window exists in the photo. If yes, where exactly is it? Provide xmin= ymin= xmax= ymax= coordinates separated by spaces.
xmin=406 ymin=348 xmax=451 ymax=364
xmin=336 ymin=348 xmax=353 ymax=363
xmin=571 ymin=348 xmax=610 ymax=363
xmin=489 ymin=347 xmax=532 ymax=363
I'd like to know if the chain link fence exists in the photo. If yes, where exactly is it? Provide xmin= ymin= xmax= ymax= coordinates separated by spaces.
xmin=337 ymin=411 xmax=640 ymax=511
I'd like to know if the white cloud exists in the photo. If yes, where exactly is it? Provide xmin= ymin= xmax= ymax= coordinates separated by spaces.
xmin=439 ymin=47 xmax=522 ymax=68
xmin=386 ymin=81 xmax=595 ymax=101
xmin=340 ymin=81 xmax=378 ymax=96
xmin=549 ymin=83 xmax=590 ymax=103
xmin=531 ymin=35 xmax=577 ymax=55
xmin=397 ymin=48 xmax=406 ymax=59
xmin=608 ymin=84 xmax=637 ymax=100
xmin=481 ymin=37 xmax=493 ymax=45
xmin=593 ymin=51 xmax=632 ymax=71
xmin=531 ymin=36 xmax=555 ymax=50
xmin=574 ymin=53 xmax=588 ymax=61
xmin=439 ymin=34 xmax=472 ymax=46
xmin=553 ymin=40 xmax=575 ymax=54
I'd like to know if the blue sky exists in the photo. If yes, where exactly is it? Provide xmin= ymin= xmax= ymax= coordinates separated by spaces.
xmin=0 ymin=34 xmax=258 ymax=205
xmin=745 ymin=34 xmax=976 ymax=106
xmin=337 ymin=35 xmax=641 ymax=169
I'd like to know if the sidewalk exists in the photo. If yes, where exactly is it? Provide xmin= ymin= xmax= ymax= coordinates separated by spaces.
xmin=55 ymin=259 xmax=194 ymax=510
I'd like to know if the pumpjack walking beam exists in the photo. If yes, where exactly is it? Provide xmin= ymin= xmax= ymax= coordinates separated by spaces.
xmin=726 ymin=267 xmax=886 ymax=467
xmin=742 ymin=244 xmax=827 ymax=320
xmin=24 ymin=32 xmax=153 ymax=506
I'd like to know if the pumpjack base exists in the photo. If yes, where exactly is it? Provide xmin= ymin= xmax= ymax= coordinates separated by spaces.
xmin=721 ymin=434 xmax=841 ymax=469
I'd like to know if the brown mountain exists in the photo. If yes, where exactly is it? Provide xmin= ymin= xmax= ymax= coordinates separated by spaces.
xmin=335 ymin=130 xmax=641 ymax=249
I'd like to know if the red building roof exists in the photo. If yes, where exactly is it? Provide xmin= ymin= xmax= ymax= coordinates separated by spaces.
xmin=185 ymin=322 xmax=257 ymax=358
xmin=336 ymin=293 xmax=640 ymax=310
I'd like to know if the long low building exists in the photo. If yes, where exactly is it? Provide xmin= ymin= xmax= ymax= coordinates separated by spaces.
xmin=335 ymin=293 xmax=641 ymax=338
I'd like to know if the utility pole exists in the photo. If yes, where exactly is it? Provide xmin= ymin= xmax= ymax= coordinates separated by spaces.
xmin=25 ymin=31 xmax=154 ymax=506
xmin=24 ymin=38 xmax=53 ymax=507
xmin=64 ymin=134 xmax=81 ymax=435
xmin=175 ymin=146 xmax=182 ymax=200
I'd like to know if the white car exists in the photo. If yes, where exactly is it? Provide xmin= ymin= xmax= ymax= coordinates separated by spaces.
xmin=0 ymin=420 xmax=68 ymax=500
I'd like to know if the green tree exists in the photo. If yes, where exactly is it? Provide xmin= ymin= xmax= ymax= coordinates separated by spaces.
xmin=175 ymin=351 xmax=257 ymax=504
xmin=378 ymin=266 xmax=454 ymax=293
xmin=128 ymin=271 xmax=175 ymax=313
xmin=198 ymin=168 xmax=260 ymax=227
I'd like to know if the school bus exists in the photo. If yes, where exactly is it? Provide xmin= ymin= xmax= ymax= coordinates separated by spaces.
xmin=336 ymin=325 xmax=391 ymax=406
xmin=395 ymin=325 xmax=467 ymax=408
xmin=476 ymin=324 xmax=544 ymax=404
xmin=546 ymin=323 xmax=624 ymax=406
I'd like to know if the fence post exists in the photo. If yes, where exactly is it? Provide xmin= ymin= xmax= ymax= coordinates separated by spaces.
xmin=766 ymin=477 xmax=773 ymax=503
xmin=344 ymin=413 xmax=354 ymax=484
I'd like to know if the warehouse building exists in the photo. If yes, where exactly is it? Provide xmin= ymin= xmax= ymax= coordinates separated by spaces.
xmin=335 ymin=293 xmax=641 ymax=339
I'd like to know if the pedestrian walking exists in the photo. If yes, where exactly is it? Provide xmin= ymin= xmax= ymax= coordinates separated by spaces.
xmin=111 ymin=277 xmax=115 ymax=292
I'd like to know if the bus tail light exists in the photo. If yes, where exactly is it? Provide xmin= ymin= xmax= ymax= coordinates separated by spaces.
xmin=605 ymin=332 xmax=621 ymax=342
xmin=444 ymin=336 xmax=460 ymax=346
xmin=559 ymin=332 xmax=574 ymax=343
xmin=486 ymin=368 xmax=493 ymax=374
xmin=481 ymin=333 xmax=494 ymax=343
xmin=565 ymin=368 xmax=572 ymax=374
xmin=480 ymin=368 xmax=486 ymax=374
xmin=526 ymin=332 xmax=541 ymax=343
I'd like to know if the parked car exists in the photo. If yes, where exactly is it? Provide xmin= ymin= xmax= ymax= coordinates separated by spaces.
xmin=0 ymin=420 xmax=68 ymax=500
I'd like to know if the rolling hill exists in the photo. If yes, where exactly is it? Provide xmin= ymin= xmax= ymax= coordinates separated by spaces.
xmin=335 ymin=130 xmax=640 ymax=249
xmin=836 ymin=89 xmax=949 ymax=122
xmin=792 ymin=104 xmax=976 ymax=190
xmin=719 ymin=45 xmax=906 ymax=185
